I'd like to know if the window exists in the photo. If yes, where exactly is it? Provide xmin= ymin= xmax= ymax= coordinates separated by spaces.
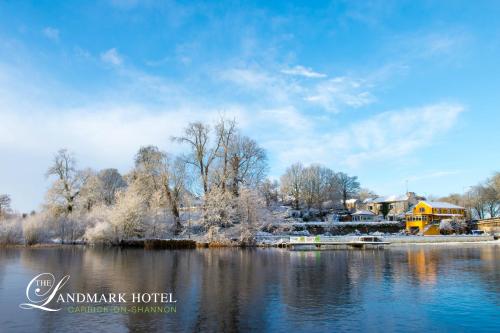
xmin=419 ymin=207 xmax=425 ymax=213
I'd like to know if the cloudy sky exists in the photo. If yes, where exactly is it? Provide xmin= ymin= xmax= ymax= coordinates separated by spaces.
xmin=1 ymin=0 xmax=499 ymax=212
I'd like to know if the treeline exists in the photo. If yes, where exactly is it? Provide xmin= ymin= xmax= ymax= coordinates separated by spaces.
xmin=0 ymin=117 xmax=362 ymax=245
xmin=279 ymin=163 xmax=360 ymax=210
xmin=440 ymin=172 xmax=500 ymax=220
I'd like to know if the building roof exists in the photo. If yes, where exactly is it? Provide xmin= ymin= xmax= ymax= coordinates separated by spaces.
xmin=373 ymin=194 xmax=408 ymax=203
xmin=433 ymin=213 xmax=464 ymax=217
xmin=352 ymin=210 xmax=376 ymax=216
xmin=345 ymin=198 xmax=358 ymax=204
xmin=421 ymin=201 xmax=464 ymax=209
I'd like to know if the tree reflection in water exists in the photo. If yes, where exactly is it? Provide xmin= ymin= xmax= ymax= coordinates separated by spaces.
xmin=0 ymin=245 xmax=498 ymax=332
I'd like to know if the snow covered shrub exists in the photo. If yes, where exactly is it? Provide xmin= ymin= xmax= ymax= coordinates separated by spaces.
xmin=205 ymin=226 xmax=231 ymax=245
xmin=453 ymin=219 xmax=467 ymax=233
xmin=202 ymin=187 xmax=236 ymax=228
xmin=439 ymin=219 xmax=454 ymax=234
xmin=239 ymin=228 xmax=256 ymax=246
xmin=236 ymin=189 xmax=264 ymax=225
xmin=23 ymin=213 xmax=51 ymax=245
xmin=440 ymin=218 xmax=467 ymax=234
xmin=109 ymin=190 xmax=148 ymax=240
xmin=0 ymin=218 xmax=23 ymax=244
xmin=82 ymin=205 xmax=114 ymax=244
xmin=144 ymin=209 xmax=170 ymax=239
xmin=84 ymin=221 xmax=114 ymax=244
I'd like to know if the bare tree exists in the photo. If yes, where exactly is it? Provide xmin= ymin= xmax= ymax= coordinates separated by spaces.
xmin=0 ymin=194 xmax=11 ymax=218
xmin=280 ymin=163 xmax=304 ymax=210
xmin=99 ymin=168 xmax=126 ymax=205
xmin=301 ymin=165 xmax=323 ymax=209
xmin=259 ymin=179 xmax=279 ymax=207
xmin=336 ymin=172 xmax=360 ymax=210
xmin=228 ymin=135 xmax=267 ymax=196
xmin=214 ymin=117 xmax=237 ymax=193
xmin=46 ymin=149 xmax=84 ymax=214
xmin=358 ymin=188 xmax=377 ymax=201
xmin=439 ymin=193 xmax=463 ymax=206
xmin=78 ymin=168 xmax=126 ymax=211
xmin=492 ymin=172 xmax=500 ymax=200
xmin=45 ymin=149 xmax=87 ymax=242
xmin=163 ymin=157 xmax=187 ymax=234
xmin=132 ymin=146 xmax=185 ymax=234
xmin=468 ymin=186 xmax=486 ymax=219
xmin=174 ymin=122 xmax=222 ymax=195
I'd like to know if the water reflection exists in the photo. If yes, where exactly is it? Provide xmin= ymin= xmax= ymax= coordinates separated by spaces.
xmin=0 ymin=245 xmax=499 ymax=332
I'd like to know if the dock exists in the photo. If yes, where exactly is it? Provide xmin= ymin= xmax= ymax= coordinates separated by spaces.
xmin=287 ymin=236 xmax=390 ymax=250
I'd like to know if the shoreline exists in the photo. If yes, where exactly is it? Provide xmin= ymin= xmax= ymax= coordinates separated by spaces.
xmin=1 ymin=237 xmax=499 ymax=249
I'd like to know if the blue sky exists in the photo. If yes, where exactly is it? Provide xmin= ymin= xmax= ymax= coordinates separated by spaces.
xmin=1 ymin=0 xmax=499 ymax=212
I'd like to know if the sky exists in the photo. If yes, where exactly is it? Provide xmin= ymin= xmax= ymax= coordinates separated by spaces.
xmin=1 ymin=0 xmax=499 ymax=212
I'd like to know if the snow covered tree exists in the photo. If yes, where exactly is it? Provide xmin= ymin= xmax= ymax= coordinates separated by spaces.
xmin=439 ymin=219 xmax=454 ymax=234
xmin=0 ymin=194 xmax=11 ymax=219
xmin=439 ymin=218 xmax=466 ymax=234
xmin=45 ymin=149 xmax=86 ymax=214
xmin=110 ymin=189 xmax=149 ymax=240
xmin=97 ymin=168 xmax=127 ymax=205
xmin=45 ymin=149 xmax=88 ymax=242
xmin=213 ymin=117 xmax=237 ymax=193
xmin=280 ymin=163 xmax=304 ymax=210
xmin=336 ymin=172 xmax=360 ymax=210
xmin=130 ymin=146 xmax=185 ymax=234
xmin=78 ymin=168 xmax=126 ymax=211
xmin=358 ymin=188 xmax=377 ymax=201
xmin=174 ymin=122 xmax=222 ymax=195
xmin=259 ymin=179 xmax=279 ymax=207
xmin=227 ymin=134 xmax=267 ymax=196
xmin=202 ymin=187 xmax=236 ymax=228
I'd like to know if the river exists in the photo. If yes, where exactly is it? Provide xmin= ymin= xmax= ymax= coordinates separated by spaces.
xmin=0 ymin=244 xmax=499 ymax=332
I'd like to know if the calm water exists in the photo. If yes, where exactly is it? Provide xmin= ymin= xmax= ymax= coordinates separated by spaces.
xmin=0 ymin=245 xmax=499 ymax=332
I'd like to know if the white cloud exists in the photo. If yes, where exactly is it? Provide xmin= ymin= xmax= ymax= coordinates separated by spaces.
xmin=219 ymin=66 xmax=377 ymax=113
xmin=333 ymin=103 xmax=464 ymax=167
xmin=305 ymin=76 xmax=375 ymax=112
xmin=100 ymin=48 xmax=123 ymax=66
xmin=281 ymin=65 xmax=326 ymax=78
xmin=220 ymin=67 xmax=273 ymax=88
xmin=406 ymin=170 xmax=462 ymax=182
xmin=74 ymin=46 xmax=92 ymax=59
xmin=42 ymin=27 xmax=59 ymax=41
xmin=218 ymin=66 xmax=302 ymax=104
xmin=260 ymin=102 xmax=464 ymax=170
xmin=390 ymin=31 xmax=470 ymax=63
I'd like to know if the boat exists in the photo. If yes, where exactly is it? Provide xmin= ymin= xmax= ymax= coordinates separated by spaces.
xmin=348 ymin=236 xmax=390 ymax=248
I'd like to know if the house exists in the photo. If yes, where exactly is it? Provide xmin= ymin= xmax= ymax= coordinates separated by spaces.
xmin=351 ymin=210 xmax=377 ymax=222
xmin=345 ymin=198 xmax=359 ymax=211
xmin=405 ymin=201 xmax=466 ymax=235
xmin=365 ymin=192 xmax=425 ymax=220
xmin=476 ymin=217 xmax=500 ymax=235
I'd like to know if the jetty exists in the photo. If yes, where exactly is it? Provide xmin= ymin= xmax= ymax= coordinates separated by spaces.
xmin=287 ymin=236 xmax=390 ymax=250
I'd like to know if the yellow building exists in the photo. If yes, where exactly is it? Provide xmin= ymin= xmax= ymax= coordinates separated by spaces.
xmin=405 ymin=201 xmax=466 ymax=235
